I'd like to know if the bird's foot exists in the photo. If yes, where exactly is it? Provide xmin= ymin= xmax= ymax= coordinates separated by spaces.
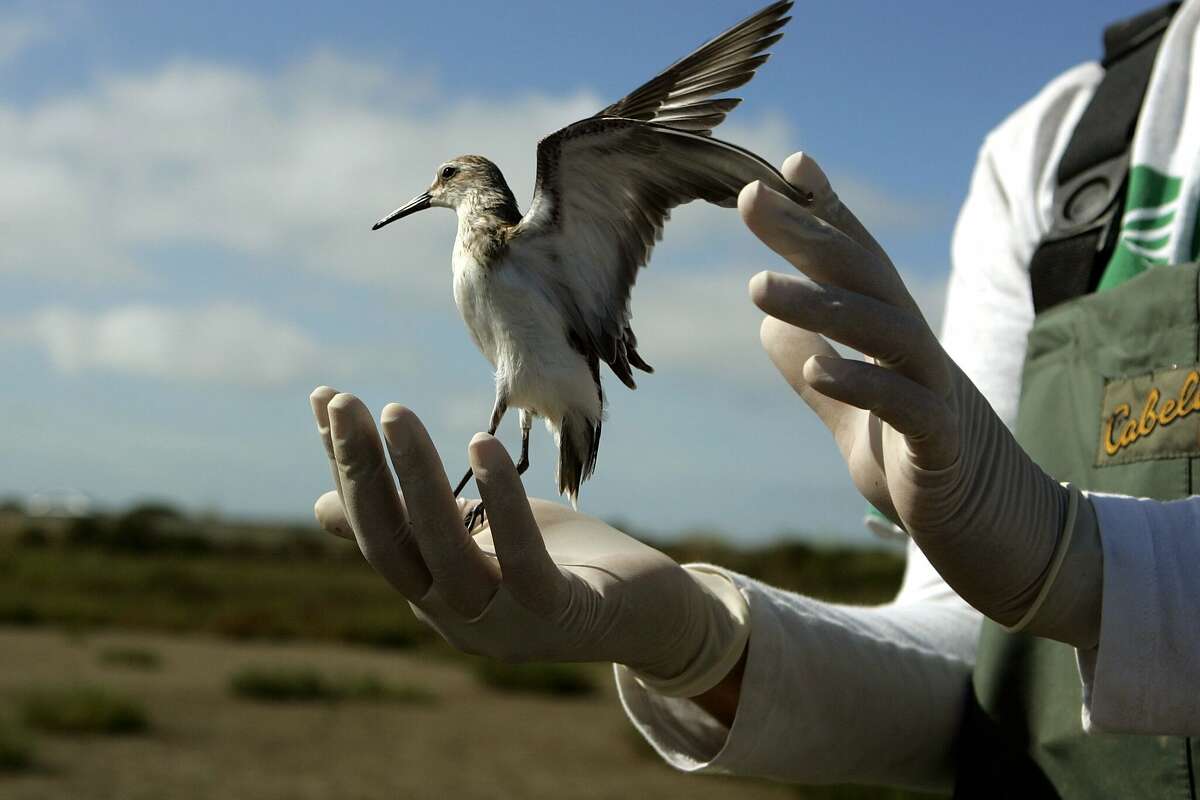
xmin=464 ymin=502 xmax=487 ymax=533
xmin=515 ymin=456 xmax=529 ymax=476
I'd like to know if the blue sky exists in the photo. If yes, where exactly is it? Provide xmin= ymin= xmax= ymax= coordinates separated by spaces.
xmin=0 ymin=0 xmax=1159 ymax=543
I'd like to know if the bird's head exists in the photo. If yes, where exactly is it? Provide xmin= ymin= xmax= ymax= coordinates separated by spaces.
xmin=372 ymin=155 xmax=521 ymax=231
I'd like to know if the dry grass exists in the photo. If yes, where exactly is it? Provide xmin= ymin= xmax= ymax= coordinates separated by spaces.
xmin=0 ymin=628 xmax=814 ymax=800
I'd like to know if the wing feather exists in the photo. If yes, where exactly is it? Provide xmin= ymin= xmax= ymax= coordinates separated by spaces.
xmin=595 ymin=1 xmax=793 ymax=136
xmin=515 ymin=119 xmax=811 ymax=389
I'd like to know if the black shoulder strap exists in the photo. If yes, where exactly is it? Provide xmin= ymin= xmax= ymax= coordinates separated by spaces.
xmin=1029 ymin=2 xmax=1179 ymax=314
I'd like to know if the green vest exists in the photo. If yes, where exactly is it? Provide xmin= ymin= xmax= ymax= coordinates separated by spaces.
xmin=955 ymin=264 xmax=1200 ymax=798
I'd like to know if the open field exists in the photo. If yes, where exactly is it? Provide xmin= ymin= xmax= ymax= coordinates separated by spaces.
xmin=0 ymin=506 xmax=934 ymax=798
xmin=0 ymin=627 xmax=932 ymax=800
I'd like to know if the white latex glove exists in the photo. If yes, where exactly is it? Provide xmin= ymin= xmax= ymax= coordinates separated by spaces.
xmin=309 ymin=388 xmax=749 ymax=698
xmin=742 ymin=153 xmax=1102 ymax=648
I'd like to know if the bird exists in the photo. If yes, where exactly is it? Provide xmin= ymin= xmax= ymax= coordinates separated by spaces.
xmin=372 ymin=1 xmax=812 ymax=527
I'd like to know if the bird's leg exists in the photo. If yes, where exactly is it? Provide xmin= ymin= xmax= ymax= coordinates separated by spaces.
xmin=454 ymin=396 xmax=508 ymax=497
xmin=515 ymin=409 xmax=533 ymax=476
xmin=459 ymin=395 xmax=507 ymax=531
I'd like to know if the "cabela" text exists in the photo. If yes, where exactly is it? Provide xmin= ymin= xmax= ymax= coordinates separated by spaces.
xmin=1104 ymin=370 xmax=1200 ymax=456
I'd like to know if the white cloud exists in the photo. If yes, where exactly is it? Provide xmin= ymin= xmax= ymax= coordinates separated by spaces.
xmin=10 ymin=303 xmax=338 ymax=387
xmin=0 ymin=14 xmax=49 ymax=66
xmin=631 ymin=269 xmax=770 ymax=384
xmin=630 ymin=266 xmax=949 ymax=386
xmin=0 ymin=54 xmax=599 ymax=291
xmin=0 ymin=51 xmax=943 ymax=394
xmin=834 ymin=176 xmax=942 ymax=233
xmin=0 ymin=52 xmax=930 ymax=291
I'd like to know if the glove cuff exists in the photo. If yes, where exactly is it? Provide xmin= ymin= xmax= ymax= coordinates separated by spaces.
xmin=630 ymin=565 xmax=750 ymax=699
xmin=1005 ymin=484 xmax=1103 ymax=649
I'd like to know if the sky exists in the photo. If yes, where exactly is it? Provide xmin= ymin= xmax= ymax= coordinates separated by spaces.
xmin=0 ymin=0 xmax=1161 ymax=543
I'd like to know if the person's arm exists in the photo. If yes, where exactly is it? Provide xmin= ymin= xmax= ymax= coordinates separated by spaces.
xmin=615 ymin=545 xmax=980 ymax=792
xmin=745 ymin=56 xmax=1200 ymax=738
xmin=615 ymin=61 xmax=1108 ymax=783
xmin=613 ymin=142 xmax=1001 ymax=790
xmin=937 ymin=59 xmax=1200 ymax=737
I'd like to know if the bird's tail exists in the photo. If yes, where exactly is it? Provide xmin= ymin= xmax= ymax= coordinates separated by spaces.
xmin=555 ymin=412 xmax=601 ymax=508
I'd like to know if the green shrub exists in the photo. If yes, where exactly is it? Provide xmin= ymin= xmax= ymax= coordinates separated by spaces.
xmin=211 ymin=609 xmax=300 ymax=642
xmin=340 ymin=620 xmax=423 ymax=650
xmin=473 ymin=661 xmax=597 ymax=697
xmin=21 ymin=686 xmax=149 ymax=735
xmin=231 ymin=666 xmax=334 ymax=702
xmin=66 ymin=515 xmax=105 ymax=547
xmin=98 ymin=646 xmax=163 ymax=670
xmin=338 ymin=674 xmax=436 ymax=705
xmin=230 ymin=665 xmax=436 ymax=705
xmin=16 ymin=526 xmax=49 ymax=548
xmin=0 ymin=718 xmax=35 ymax=772
xmin=0 ymin=600 xmax=40 ymax=626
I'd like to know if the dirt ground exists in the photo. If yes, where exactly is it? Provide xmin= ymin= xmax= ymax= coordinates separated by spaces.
xmin=0 ymin=627 xmax=801 ymax=800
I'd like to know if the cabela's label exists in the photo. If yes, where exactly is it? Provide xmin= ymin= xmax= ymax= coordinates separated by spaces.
xmin=1097 ymin=365 xmax=1200 ymax=466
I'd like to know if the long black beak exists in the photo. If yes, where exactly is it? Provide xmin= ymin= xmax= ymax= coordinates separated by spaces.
xmin=372 ymin=192 xmax=433 ymax=231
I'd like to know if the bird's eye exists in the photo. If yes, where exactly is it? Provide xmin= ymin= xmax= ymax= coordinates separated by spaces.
xmin=440 ymin=166 xmax=457 ymax=181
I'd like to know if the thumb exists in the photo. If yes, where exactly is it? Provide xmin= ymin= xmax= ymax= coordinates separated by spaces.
xmin=314 ymin=490 xmax=354 ymax=541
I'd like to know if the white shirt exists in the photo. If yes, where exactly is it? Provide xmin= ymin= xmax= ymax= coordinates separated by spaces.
xmin=618 ymin=7 xmax=1200 ymax=788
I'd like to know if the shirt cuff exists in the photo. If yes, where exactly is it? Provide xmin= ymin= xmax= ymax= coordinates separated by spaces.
xmin=1079 ymin=492 xmax=1200 ymax=735
xmin=614 ymin=569 xmax=783 ymax=774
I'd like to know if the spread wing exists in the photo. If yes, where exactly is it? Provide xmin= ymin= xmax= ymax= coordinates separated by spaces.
xmin=512 ymin=1 xmax=798 ymax=389
xmin=595 ymin=1 xmax=793 ymax=136
xmin=514 ymin=119 xmax=811 ymax=389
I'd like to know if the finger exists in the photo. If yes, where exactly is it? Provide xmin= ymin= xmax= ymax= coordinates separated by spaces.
xmin=781 ymin=152 xmax=891 ymax=266
xmin=327 ymin=394 xmax=432 ymax=599
xmin=739 ymin=180 xmax=920 ymax=314
xmin=314 ymin=490 xmax=354 ymax=540
xmin=381 ymin=404 xmax=500 ymax=617
xmin=804 ymin=356 xmax=960 ymax=469
xmin=469 ymin=433 xmax=565 ymax=617
xmin=759 ymin=316 xmax=859 ymax=444
xmin=311 ymin=385 xmax=345 ymax=498
xmin=759 ymin=319 xmax=899 ymax=516
xmin=750 ymin=271 xmax=951 ymax=396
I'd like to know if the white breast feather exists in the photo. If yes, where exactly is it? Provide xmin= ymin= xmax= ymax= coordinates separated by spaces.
xmin=452 ymin=242 xmax=600 ymax=426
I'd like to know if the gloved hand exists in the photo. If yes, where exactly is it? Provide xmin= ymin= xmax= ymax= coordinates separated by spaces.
xmin=742 ymin=153 xmax=1103 ymax=649
xmin=309 ymin=387 xmax=749 ymax=698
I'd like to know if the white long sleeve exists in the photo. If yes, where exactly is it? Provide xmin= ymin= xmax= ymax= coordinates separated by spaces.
xmin=1077 ymin=494 xmax=1200 ymax=735
xmin=616 ymin=553 xmax=980 ymax=792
